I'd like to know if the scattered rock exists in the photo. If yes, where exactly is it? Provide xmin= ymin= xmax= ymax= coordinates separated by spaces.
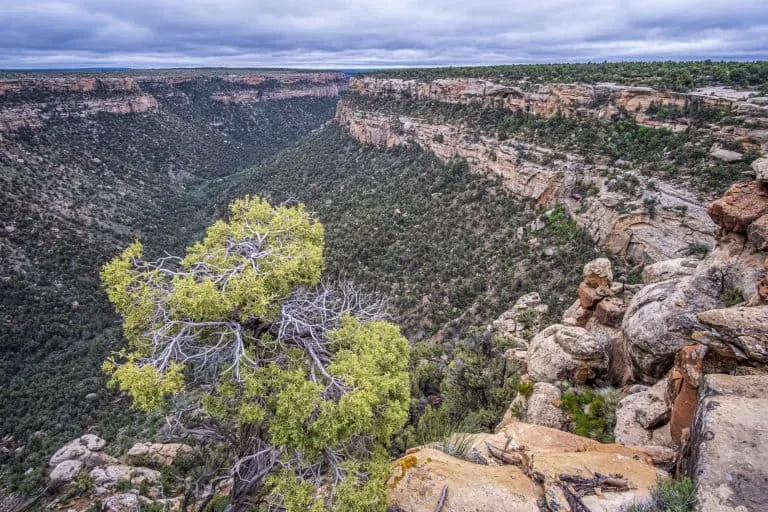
xmin=49 ymin=434 xmax=107 ymax=468
xmin=683 ymin=374 xmax=768 ymax=512
xmin=752 ymin=155 xmax=768 ymax=183
xmin=709 ymin=147 xmax=744 ymax=162
xmin=527 ymin=324 xmax=608 ymax=384
xmin=103 ymin=493 xmax=141 ymax=512
xmin=492 ymin=292 xmax=548 ymax=345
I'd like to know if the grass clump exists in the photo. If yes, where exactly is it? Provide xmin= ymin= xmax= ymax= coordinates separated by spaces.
xmin=624 ymin=476 xmax=697 ymax=512
xmin=560 ymin=387 xmax=619 ymax=443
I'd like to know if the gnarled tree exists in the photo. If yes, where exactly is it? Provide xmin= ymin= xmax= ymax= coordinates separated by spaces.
xmin=101 ymin=196 xmax=410 ymax=511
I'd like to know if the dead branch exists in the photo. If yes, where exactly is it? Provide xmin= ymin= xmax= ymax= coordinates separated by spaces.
xmin=434 ymin=485 xmax=448 ymax=512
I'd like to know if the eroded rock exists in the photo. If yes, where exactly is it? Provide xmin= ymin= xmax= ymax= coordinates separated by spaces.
xmin=641 ymin=257 xmax=700 ymax=285
xmin=527 ymin=324 xmax=608 ymax=383
xmin=695 ymin=306 xmax=768 ymax=363
xmin=707 ymin=180 xmax=768 ymax=233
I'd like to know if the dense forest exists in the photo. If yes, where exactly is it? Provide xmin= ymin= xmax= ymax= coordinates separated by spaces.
xmin=370 ymin=60 xmax=768 ymax=93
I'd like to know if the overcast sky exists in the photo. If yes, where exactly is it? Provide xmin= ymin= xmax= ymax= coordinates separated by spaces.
xmin=1 ymin=0 xmax=767 ymax=69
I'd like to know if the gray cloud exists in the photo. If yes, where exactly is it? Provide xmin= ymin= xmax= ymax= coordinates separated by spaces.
xmin=0 ymin=0 xmax=766 ymax=68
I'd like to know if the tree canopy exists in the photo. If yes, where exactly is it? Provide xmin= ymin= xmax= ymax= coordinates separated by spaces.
xmin=101 ymin=196 xmax=410 ymax=511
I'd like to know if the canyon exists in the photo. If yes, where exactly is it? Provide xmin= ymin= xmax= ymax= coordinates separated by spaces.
xmin=337 ymin=76 xmax=768 ymax=263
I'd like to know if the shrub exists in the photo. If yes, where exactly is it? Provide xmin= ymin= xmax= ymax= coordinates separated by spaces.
xmin=560 ymin=387 xmax=619 ymax=443
xmin=623 ymin=476 xmax=697 ymax=512
xmin=723 ymin=287 xmax=743 ymax=307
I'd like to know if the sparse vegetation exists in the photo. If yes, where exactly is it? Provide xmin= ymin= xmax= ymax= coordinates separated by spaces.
xmin=623 ymin=476 xmax=697 ymax=512
xmin=560 ymin=387 xmax=620 ymax=443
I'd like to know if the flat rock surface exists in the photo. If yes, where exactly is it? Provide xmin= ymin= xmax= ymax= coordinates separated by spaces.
xmin=688 ymin=374 xmax=768 ymax=512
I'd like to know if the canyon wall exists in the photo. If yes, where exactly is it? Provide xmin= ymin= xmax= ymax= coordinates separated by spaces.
xmin=0 ymin=72 xmax=347 ymax=132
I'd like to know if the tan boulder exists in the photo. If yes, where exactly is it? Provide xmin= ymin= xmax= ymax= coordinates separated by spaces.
xmin=593 ymin=296 xmax=626 ymax=327
xmin=707 ymin=180 xmax=768 ymax=233
xmin=389 ymin=422 xmax=666 ymax=512
xmin=641 ymin=257 xmax=700 ymax=285
xmin=125 ymin=442 xmax=192 ymax=466
xmin=583 ymin=258 xmax=613 ymax=289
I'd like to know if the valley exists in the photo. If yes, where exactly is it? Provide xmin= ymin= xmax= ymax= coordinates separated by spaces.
xmin=2 ymin=62 xmax=768 ymax=511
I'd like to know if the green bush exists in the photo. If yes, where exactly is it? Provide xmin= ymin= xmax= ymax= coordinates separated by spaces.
xmin=560 ymin=388 xmax=619 ymax=443
xmin=624 ymin=476 xmax=697 ymax=512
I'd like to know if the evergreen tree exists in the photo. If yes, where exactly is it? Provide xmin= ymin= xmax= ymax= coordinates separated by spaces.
xmin=101 ymin=196 xmax=410 ymax=511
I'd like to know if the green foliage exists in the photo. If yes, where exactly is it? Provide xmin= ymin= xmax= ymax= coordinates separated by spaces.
xmin=516 ymin=381 xmax=535 ymax=398
xmin=623 ymin=476 xmax=697 ymax=512
xmin=0 ymin=83 xmax=338 ymax=493
xmin=723 ymin=287 xmax=744 ymax=307
xmin=560 ymin=387 xmax=619 ymax=443
xmin=369 ymin=61 xmax=768 ymax=92
xmin=203 ymin=495 xmax=230 ymax=512
xmin=74 ymin=471 xmax=95 ymax=494
xmin=101 ymin=196 xmax=410 ymax=510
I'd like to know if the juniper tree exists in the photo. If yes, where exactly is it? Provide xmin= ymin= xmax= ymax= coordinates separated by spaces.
xmin=101 ymin=196 xmax=410 ymax=511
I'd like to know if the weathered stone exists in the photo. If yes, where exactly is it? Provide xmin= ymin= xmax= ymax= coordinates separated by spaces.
xmin=685 ymin=374 xmax=768 ymax=511
xmin=523 ymin=382 xmax=568 ymax=430
xmin=577 ymin=281 xmax=603 ymax=309
xmin=583 ymin=258 xmax=613 ymax=289
xmin=695 ymin=306 xmax=768 ymax=363
xmin=594 ymin=296 xmax=626 ymax=327
xmin=49 ymin=435 xmax=107 ymax=468
xmin=752 ymin=155 xmax=768 ymax=183
xmin=388 ymin=448 xmax=540 ymax=512
xmin=747 ymin=214 xmax=768 ymax=251
xmin=492 ymin=292 xmax=548 ymax=343
xmin=561 ymin=299 xmax=590 ymax=327
xmin=50 ymin=459 xmax=83 ymax=485
xmin=641 ymin=257 xmax=700 ymax=284
xmin=103 ymin=493 xmax=141 ymax=512
xmin=709 ymin=147 xmax=744 ymax=162
xmin=622 ymin=265 xmax=725 ymax=381
xmin=615 ymin=379 xmax=671 ymax=447
xmin=125 ymin=442 xmax=192 ymax=466
xmin=390 ymin=422 xmax=665 ymax=512
xmin=707 ymin=180 xmax=768 ymax=233
xmin=527 ymin=324 xmax=608 ymax=383
xmin=90 ymin=464 xmax=161 ymax=488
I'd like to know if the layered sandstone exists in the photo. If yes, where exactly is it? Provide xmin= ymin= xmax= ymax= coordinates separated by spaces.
xmin=336 ymin=101 xmax=716 ymax=262
xmin=0 ymin=71 xmax=347 ymax=132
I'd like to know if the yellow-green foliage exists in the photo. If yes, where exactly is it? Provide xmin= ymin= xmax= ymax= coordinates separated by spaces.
xmin=269 ymin=316 xmax=410 ymax=456
xmin=100 ymin=196 xmax=410 ymax=511
xmin=180 ymin=196 xmax=324 ymax=320
xmin=102 ymin=358 xmax=185 ymax=411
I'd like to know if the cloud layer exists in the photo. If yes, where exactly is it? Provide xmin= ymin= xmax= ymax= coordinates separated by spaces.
xmin=1 ymin=0 xmax=767 ymax=68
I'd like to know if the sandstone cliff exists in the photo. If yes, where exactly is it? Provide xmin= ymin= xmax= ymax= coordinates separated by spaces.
xmin=0 ymin=71 xmax=347 ymax=132
xmin=336 ymin=101 xmax=716 ymax=262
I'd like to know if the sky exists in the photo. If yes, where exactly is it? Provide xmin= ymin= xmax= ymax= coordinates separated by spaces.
xmin=1 ymin=0 xmax=767 ymax=69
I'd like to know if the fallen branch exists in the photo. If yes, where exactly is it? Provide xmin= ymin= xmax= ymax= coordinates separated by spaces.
xmin=484 ymin=441 xmax=528 ymax=467
xmin=434 ymin=484 xmax=448 ymax=512
xmin=558 ymin=472 xmax=630 ymax=496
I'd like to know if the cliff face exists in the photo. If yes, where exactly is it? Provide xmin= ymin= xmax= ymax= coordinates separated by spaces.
xmin=349 ymin=76 xmax=767 ymax=136
xmin=336 ymin=101 xmax=715 ymax=263
xmin=0 ymin=71 xmax=347 ymax=132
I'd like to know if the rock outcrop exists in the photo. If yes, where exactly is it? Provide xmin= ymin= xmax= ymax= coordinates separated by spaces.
xmin=389 ymin=421 xmax=666 ymax=512
xmin=527 ymin=324 xmax=608 ymax=384
xmin=683 ymin=374 xmax=768 ymax=512
xmin=0 ymin=71 xmax=347 ymax=133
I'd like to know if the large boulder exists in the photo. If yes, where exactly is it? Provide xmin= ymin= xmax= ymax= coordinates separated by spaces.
xmin=684 ymin=374 xmax=768 ymax=511
xmin=527 ymin=324 xmax=608 ymax=383
xmin=498 ymin=382 xmax=568 ymax=431
xmin=694 ymin=306 xmax=768 ymax=363
xmin=125 ymin=442 xmax=192 ymax=466
xmin=707 ymin=180 xmax=768 ymax=233
xmin=389 ymin=422 xmax=666 ymax=512
xmin=621 ymin=265 xmax=725 ymax=381
xmin=49 ymin=434 xmax=109 ymax=469
xmin=49 ymin=459 xmax=84 ymax=485
xmin=614 ymin=379 xmax=673 ymax=448
xmin=583 ymin=258 xmax=613 ymax=289
xmin=747 ymin=214 xmax=768 ymax=251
